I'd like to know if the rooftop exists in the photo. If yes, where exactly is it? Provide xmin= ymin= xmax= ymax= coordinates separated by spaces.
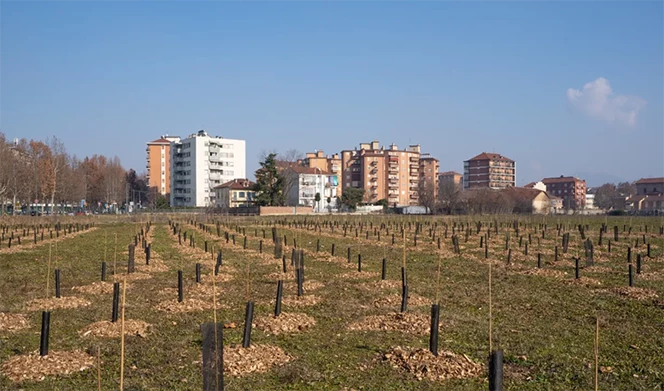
xmin=542 ymin=175 xmax=585 ymax=184
xmin=148 ymin=138 xmax=173 ymax=144
xmin=635 ymin=177 xmax=664 ymax=184
xmin=287 ymin=166 xmax=330 ymax=175
xmin=438 ymin=171 xmax=462 ymax=176
xmin=214 ymin=178 xmax=255 ymax=190
xmin=466 ymin=152 xmax=514 ymax=162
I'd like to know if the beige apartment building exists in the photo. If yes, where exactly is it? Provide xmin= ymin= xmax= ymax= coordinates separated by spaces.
xmin=419 ymin=155 xmax=439 ymax=199
xmin=438 ymin=171 xmax=463 ymax=189
xmin=341 ymin=140 xmax=425 ymax=206
xmin=146 ymin=136 xmax=180 ymax=198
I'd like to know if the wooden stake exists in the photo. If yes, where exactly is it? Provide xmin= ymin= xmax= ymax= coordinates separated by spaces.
xmin=46 ymin=243 xmax=52 ymax=298
xmin=97 ymin=345 xmax=102 ymax=391
xmin=104 ymin=231 xmax=108 ymax=263
xmin=119 ymin=276 xmax=127 ymax=391
xmin=489 ymin=262 xmax=493 ymax=354
xmin=595 ymin=317 xmax=599 ymax=391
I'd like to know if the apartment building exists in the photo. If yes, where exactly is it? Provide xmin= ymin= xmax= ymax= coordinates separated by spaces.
xmin=170 ymin=130 xmax=246 ymax=207
xmin=634 ymin=177 xmax=664 ymax=195
xmin=213 ymin=178 xmax=255 ymax=208
xmin=626 ymin=177 xmax=664 ymax=212
xmin=302 ymin=150 xmax=342 ymax=197
xmin=438 ymin=171 xmax=463 ymax=189
xmin=146 ymin=136 xmax=180 ymax=198
xmin=284 ymin=166 xmax=338 ymax=211
xmin=463 ymin=152 xmax=516 ymax=189
xmin=541 ymin=175 xmax=586 ymax=210
xmin=341 ymin=141 xmax=423 ymax=206
xmin=419 ymin=156 xmax=439 ymax=199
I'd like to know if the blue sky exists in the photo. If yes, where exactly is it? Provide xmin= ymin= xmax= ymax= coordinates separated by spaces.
xmin=2 ymin=1 xmax=662 ymax=186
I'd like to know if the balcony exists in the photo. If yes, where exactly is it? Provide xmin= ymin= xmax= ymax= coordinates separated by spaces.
xmin=410 ymin=193 xmax=419 ymax=199
xmin=410 ymin=156 xmax=419 ymax=162
xmin=209 ymin=155 xmax=221 ymax=162
xmin=209 ymin=145 xmax=220 ymax=153
xmin=388 ymin=168 xmax=398 ymax=174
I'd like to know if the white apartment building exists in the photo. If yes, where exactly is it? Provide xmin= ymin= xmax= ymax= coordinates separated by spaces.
xmin=284 ymin=166 xmax=338 ymax=212
xmin=170 ymin=130 xmax=246 ymax=207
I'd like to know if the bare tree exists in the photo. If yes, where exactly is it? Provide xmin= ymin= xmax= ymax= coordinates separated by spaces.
xmin=437 ymin=181 xmax=461 ymax=214
xmin=47 ymin=136 xmax=67 ymax=213
xmin=417 ymin=180 xmax=436 ymax=213
xmin=279 ymin=149 xmax=304 ymax=164
xmin=0 ymin=133 xmax=11 ymax=213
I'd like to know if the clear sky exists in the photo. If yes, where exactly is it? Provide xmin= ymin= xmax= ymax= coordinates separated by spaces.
xmin=2 ymin=1 xmax=662 ymax=186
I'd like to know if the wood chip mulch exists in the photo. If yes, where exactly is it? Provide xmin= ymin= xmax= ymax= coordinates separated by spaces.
xmin=382 ymin=346 xmax=483 ymax=382
xmin=348 ymin=312 xmax=440 ymax=336
xmin=339 ymin=271 xmax=380 ymax=280
xmin=72 ymin=281 xmax=130 ymax=295
xmin=361 ymin=280 xmax=402 ymax=291
xmin=284 ymin=280 xmax=325 ymax=293
xmin=158 ymin=284 xmax=224 ymax=299
xmin=26 ymin=296 xmax=91 ymax=312
xmin=0 ymin=312 xmax=30 ymax=332
xmin=610 ymin=286 xmax=659 ymax=301
xmin=201 ymin=273 xmax=234 ymax=283
xmin=155 ymin=298 xmax=218 ymax=313
xmin=372 ymin=294 xmax=430 ymax=309
xmin=79 ymin=320 xmax=151 ymax=338
xmin=136 ymin=259 xmax=170 ymax=273
xmin=517 ymin=268 xmax=568 ymax=279
xmin=282 ymin=294 xmax=322 ymax=308
xmin=583 ymin=266 xmax=615 ymax=274
xmin=255 ymin=312 xmax=316 ymax=335
xmin=635 ymin=272 xmax=662 ymax=281
xmin=1 ymin=350 xmax=95 ymax=382
xmin=116 ymin=272 xmax=153 ymax=282
xmin=264 ymin=272 xmax=295 ymax=281
xmin=224 ymin=344 xmax=293 ymax=376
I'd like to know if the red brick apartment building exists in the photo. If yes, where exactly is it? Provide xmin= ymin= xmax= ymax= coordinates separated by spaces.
xmin=463 ymin=152 xmax=516 ymax=189
xmin=542 ymin=175 xmax=586 ymax=210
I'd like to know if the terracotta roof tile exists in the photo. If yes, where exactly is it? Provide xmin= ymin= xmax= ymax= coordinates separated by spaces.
xmin=466 ymin=152 xmax=514 ymax=162
xmin=542 ymin=176 xmax=585 ymax=184
xmin=214 ymin=179 xmax=255 ymax=190
xmin=635 ymin=177 xmax=664 ymax=184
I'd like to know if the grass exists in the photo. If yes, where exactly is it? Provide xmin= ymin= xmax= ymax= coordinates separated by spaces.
xmin=1 ymin=215 xmax=663 ymax=390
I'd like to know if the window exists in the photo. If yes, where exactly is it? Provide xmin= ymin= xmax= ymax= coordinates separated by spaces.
xmin=239 ymin=191 xmax=245 ymax=198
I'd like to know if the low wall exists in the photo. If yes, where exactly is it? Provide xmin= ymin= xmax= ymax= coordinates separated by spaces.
xmin=259 ymin=206 xmax=312 ymax=216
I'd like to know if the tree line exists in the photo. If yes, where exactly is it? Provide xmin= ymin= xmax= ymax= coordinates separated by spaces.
xmin=0 ymin=132 xmax=151 ymax=215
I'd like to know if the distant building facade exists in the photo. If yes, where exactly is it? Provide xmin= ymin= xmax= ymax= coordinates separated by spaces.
xmin=419 ymin=156 xmax=439 ymax=199
xmin=146 ymin=136 xmax=180 ymax=198
xmin=170 ymin=130 xmax=246 ymax=207
xmin=213 ymin=179 xmax=255 ymax=208
xmin=438 ymin=171 xmax=463 ymax=190
xmin=626 ymin=178 xmax=664 ymax=212
xmin=341 ymin=141 xmax=424 ymax=206
xmin=302 ymin=150 xmax=342 ymax=199
xmin=463 ymin=152 xmax=516 ymax=190
xmin=284 ymin=166 xmax=337 ymax=211
xmin=542 ymin=175 xmax=586 ymax=210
